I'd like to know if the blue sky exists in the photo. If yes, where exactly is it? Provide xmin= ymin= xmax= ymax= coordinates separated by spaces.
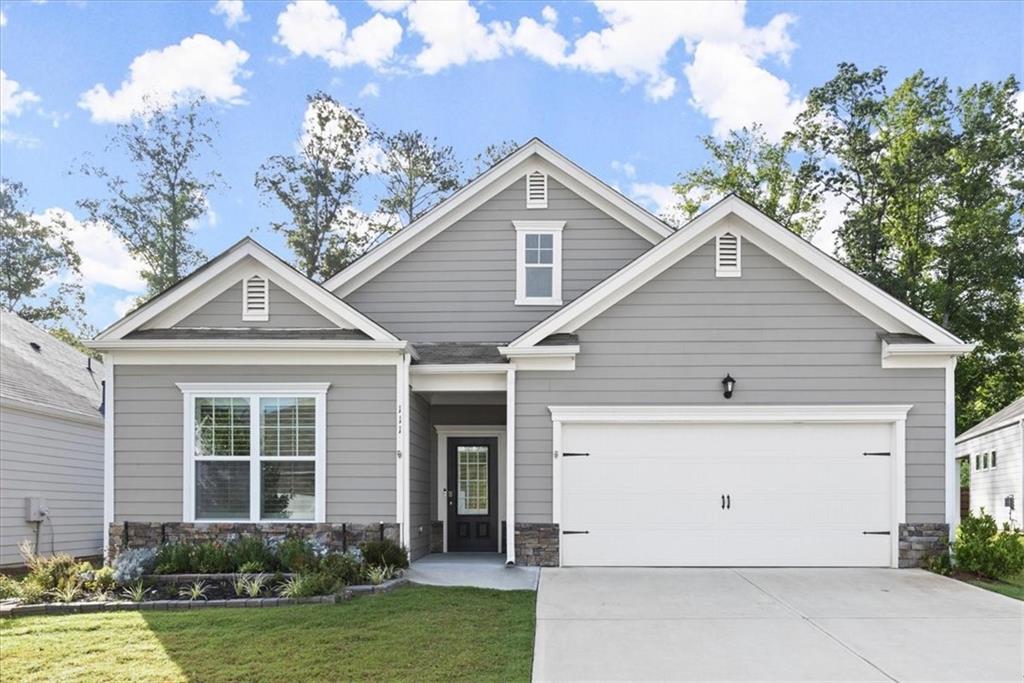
xmin=1 ymin=0 xmax=1021 ymax=330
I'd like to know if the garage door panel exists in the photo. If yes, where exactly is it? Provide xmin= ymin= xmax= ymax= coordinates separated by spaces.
xmin=560 ymin=420 xmax=894 ymax=567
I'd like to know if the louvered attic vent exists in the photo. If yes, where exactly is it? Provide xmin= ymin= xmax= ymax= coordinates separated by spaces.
xmin=242 ymin=275 xmax=269 ymax=321
xmin=526 ymin=171 xmax=548 ymax=209
xmin=715 ymin=232 xmax=741 ymax=277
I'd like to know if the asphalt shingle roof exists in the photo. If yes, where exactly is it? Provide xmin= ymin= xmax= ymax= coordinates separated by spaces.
xmin=957 ymin=397 xmax=1024 ymax=441
xmin=0 ymin=310 xmax=104 ymax=420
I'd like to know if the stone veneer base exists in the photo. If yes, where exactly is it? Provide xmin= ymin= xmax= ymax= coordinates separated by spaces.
xmin=514 ymin=523 xmax=559 ymax=567
xmin=898 ymin=522 xmax=949 ymax=568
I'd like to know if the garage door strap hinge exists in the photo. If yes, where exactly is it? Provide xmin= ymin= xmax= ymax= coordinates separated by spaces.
xmin=863 ymin=451 xmax=891 ymax=457
xmin=562 ymin=530 xmax=590 ymax=535
xmin=561 ymin=452 xmax=590 ymax=457
xmin=862 ymin=530 xmax=891 ymax=535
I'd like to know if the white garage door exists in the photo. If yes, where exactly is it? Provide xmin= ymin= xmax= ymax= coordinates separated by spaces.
xmin=559 ymin=421 xmax=894 ymax=567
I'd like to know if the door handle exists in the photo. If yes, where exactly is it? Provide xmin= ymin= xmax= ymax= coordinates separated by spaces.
xmin=721 ymin=495 xmax=725 ymax=509
xmin=727 ymin=495 xmax=731 ymax=509
xmin=446 ymin=488 xmax=454 ymax=506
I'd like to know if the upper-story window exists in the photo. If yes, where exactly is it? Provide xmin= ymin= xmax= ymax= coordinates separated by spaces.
xmin=715 ymin=232 xmax=741 ymax=277
xmin=514 ymin=220 xmax=564 ymax=306
xmin=242 ymin=275 xmax=269 ymax=322
xmin=526 ymin=171 xmax=548 ymax=209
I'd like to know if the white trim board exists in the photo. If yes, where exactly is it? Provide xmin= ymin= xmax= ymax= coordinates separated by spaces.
xmin=434 ymin=426 xmax=507 ymax=555
xmin=0 ymin=398 xmax=104 ymax=427
xmin=324 ymin=139 xmax=673 ymax=296
xmin=95 ymin=239 xmax=397 ymax=343
xmin=549 ymin=403 xmax=910 ymax=568
xmin=508 ymin=196 xmax=967 ymax=349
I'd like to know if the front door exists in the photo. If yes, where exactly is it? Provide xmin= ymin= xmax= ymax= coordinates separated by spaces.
xmin=446 ymin=437 xmax=498 ymax=552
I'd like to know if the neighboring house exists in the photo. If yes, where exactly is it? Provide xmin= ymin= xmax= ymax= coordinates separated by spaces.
xmin=956 ymin=397 xmax=1024 ymax=529
xmin=0 ymin=310 xmax=105 ymax=567
xmin=88 ymin=139 xmax=974 ymax=569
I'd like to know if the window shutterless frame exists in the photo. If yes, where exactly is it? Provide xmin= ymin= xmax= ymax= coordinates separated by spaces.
xmin=514 ymin=220 xmax=565 ymax=306
xmin=177 ymin=383 xmax=329 ymax=523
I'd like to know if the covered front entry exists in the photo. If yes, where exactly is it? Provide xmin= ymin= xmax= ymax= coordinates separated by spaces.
xmin=553 ymin=407 xmax=909 ymax=568
xmin=446 ymin=437 xmax=499 ymax=551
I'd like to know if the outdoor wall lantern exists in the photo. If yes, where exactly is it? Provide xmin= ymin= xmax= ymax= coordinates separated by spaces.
xmin=722 ymin=374 xmax=736 ymax=399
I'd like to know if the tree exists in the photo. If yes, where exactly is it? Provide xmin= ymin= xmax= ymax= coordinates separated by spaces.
xmin=0 ymin=179 xmax=85 ymax=325
xmin=472 ymin=139 xmax=519 ymax=176
xmin=77 ymin=97 xmax=220 ymax=296
xmin=255 ymin=92 xmax=374 ymax=281
xmin=672 ymin=125 xmax=823 ymax=237
xmin=374 ymin=130 xmax=462 ymax=229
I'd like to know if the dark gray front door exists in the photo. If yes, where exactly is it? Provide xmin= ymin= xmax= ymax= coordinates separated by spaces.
xmin=446 ymin=437 xmax=498 ymax=552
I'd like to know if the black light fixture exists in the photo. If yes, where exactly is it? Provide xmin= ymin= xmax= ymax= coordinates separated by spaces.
xmin=721 ymin=374 xmax=736 ymax=399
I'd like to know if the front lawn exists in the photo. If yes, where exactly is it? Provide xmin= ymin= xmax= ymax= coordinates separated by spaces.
xmin=0 ymin=585 xmax=536 ymax=682
xmin=965 ymin=572 xmax=1024 ymax=601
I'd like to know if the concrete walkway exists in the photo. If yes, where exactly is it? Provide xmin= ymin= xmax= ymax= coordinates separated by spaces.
xmin=534 ymin=568 xmax=1023 ymax=682
xmin=407 ymin=553 xmax=539 ymax=591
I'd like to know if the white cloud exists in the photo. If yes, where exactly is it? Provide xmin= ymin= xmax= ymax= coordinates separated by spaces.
xmin=0 ymin=129 xmax=41 ymax=148
xmin=113 ymin=295 xmax=139 ymax=318
xmin=611 ymin=160 xmax=636 ymax=178
xmin=78 ymin=34 xmax=250 ymax=123
xmin=510 ymin=16 xmax=569 ymax=66
xmin=275 ymin=0 xmax=402 ymax=69
xmin=39 ymin=208 xmax=146 ymax=292
xmin=810 ymin=191 xmax=848 ymax=255
xmin=406 ymin=0 xmax=512 ymax=74
xmin=366 ymin=0 xmax=409 ymax=12
xmin=630 ymin=181 xmax=689 ymax=226
xmin=211 ymin=0 xmax=249 ymax=28
xmin=0 ymin=10 xmax=7 ymax=27
xmin=541 ymin=5 xmax=558 ymax=25
xmin=1 ymin=70 xmax=41 ymax=122
xmin=359 ymin=82 xmax=380 ymax=98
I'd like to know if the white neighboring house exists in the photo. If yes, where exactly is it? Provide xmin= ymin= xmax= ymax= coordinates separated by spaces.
xmin=956 ymin=397 xmax=1024 ymax=529
xmin=0 ymin=310 xmax=105 ymax=566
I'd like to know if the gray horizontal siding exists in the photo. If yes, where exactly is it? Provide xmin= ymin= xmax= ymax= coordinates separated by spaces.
xmin=408 ymin=392 xmax=431 ymax=560
xmin=343 ymin=177 xmax=653 ymax=342
xmin=176 ymin=281 xmax=334 ymax=328
xmin=113 ymin=365 xmax=396 ymax=524
xmin=515 ymin=239 xmax=947 ymax=524
xmin=0 ymin=407 xmax=104 ymax=565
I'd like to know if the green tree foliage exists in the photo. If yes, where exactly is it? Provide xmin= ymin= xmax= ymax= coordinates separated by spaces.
xmin=77 ymin=97 xmax=220 ymax=296
xmin=0 ymin=179 xmax=85 ymax=326
xmin=677 ymin=64 xmax=1024 ymax=430
xmin=471 ymin=139 xmax=519 ymax=177
xmin=672 ymin=125 xmax=823 ymax=237
xmin=255 ymin=92 xmax=374 ymax=282
xmin=374 ymin=130 xmax=462 ymax=229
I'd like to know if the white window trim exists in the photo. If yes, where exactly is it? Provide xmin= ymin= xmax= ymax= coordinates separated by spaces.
xmin=514 ymin=220 xmax=564 ymax=306
xmin=715 ymin=232 xmax=741 ymax=277
xmin=178 ymin=382 xmax=329 ymax=523
xmin=242 ymin=274 xmax=269 ymax=322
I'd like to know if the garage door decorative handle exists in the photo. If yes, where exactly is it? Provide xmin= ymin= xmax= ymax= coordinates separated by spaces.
xmin=862 ymin=530 xmax=890 ymax=535
xmin=721 ymin=495 xmax=725 ymax=509
xmin=721 ymin=495 xmax=732 ymax=509
xmin=561 ymin=452 xmax=590 ymax=457
xmin=562 ymin=530 xmax=589 ymax=535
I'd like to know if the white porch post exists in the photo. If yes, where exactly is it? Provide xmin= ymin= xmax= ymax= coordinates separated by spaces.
xmin=102 ymin=354 xmax=114 ymax=561
xmin=505 ymin=367 xmax=516 ymax=565
xmin=399 ymin=353 xmax=412 ymax=550
xmin=945 ymin=357 xmax=958 ymax=541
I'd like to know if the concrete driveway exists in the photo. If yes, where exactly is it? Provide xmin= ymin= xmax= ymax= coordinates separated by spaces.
xmin=533 ymin=568 xmax=1023 ymax=682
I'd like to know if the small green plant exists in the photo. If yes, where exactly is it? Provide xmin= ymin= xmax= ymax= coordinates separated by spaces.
xmin=179 ymin=580 xmax=209 ymax=601
xmin=0 ymin=574 xmax=21 ymax=599
xmin=953 ymin=511 xmax=1024 ymax=579
xmin=361 ymin=539 xmax=408 ymax=569
xmin=317 ymin=552 xmax=362 ymax=587
xmin=277 ymin=537 xmax=317 ymax=572
xmin=48 ymin=582 xmax=83 ymax=603
xmin=122 ymin=580 xmax=149 ymax=603
xmin=923 ymin=549 xmax=952 ymax=576
xmin=232 ymin=573 xmax=268 ymax=598
xmin=19 ymin=542 xmax=92 ymax=593
xmin=277 ymin=574 xmax=330 ymax=598
xmin=83 ymin=566 xmax=117 ymax=594
xmin=16 ymin=580 xmax=46 ymax=604
xmin=238 ymin=560 xmax=265 ymax=574
xmin=112 ymin=548 xmax=156 ymax=585
xmin=364 ymin=564 xmax=397 ymax=586
xmin=229 ymin=536 xmax=275 ymax=572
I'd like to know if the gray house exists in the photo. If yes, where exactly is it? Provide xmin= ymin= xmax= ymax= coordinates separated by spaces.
xmin=88 ymin=140 xmax=973 ymax=568
xmin=1 ymin=310 xmax=105 ymax=566
xmin=956 ymin=397 xmax=1023 ymax=529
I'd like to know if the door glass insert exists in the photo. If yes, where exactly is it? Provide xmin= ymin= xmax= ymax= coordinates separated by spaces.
xmin=457 ymin=446 xmax=489 ymax=515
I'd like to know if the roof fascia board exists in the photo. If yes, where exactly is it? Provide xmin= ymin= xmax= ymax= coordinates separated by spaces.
xmin=956 ymin=416 xmax=1024 ymax=444
xmin=85 ymin=339 xmax=408 ymax=351
xmin=0 ymin=397 xmax=104 ymax=427
xmin=324 ymin=140 xmax=673 ymax=296
xmin=97 ymin=241 xmax=397 ymax=342
xmin=509 ymin=197 xmax=965 ymax=348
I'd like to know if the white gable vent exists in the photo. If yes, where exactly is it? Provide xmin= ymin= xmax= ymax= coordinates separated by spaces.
xmin=242 ymin=275 xmax=269 ymax=321
xmin=526 ymin=171 xmax=548 ymax=209
xmin=715 ymin=232 xmax=741 ymax=277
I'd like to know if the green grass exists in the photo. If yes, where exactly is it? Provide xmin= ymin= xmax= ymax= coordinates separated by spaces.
xmin=0 ymin=586 xmax=536 ymax=682
xmin=965 ymin=572 xmax=1024 ymax=601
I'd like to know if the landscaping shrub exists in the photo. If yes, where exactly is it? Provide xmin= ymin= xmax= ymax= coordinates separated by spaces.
xmin=276 ymin=537 xmax=317 ymax=572
xmin=82 ymin=566 xmax=117 ymax=593
xmin=0 ymin=574 xmax=21 ymax=599
xmin=953 ymin=511 xmax=1024 ymax=579
xmin=317 ymin=552 xmax=363 ymax=586
xmin=277 ymin=573 xmax=333 ymax=598
xmin=361 ymin=539 xmax=408 ymax=569
xmin=112 ymin=548 xmax=157 ymax=585
xmin=193 ymin=542 xmax=232 ymax=573
xmin=228 ymin=536 xmax=275 ymax=572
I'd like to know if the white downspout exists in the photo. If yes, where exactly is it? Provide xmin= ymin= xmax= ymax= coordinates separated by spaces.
xmin=103 ymin=354 xmax=114 ymax=562
xmin=505 ymin=366 xmax=516 ymax=566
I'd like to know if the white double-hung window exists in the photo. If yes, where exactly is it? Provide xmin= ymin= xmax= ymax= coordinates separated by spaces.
xmin=178 ymin=383 xmax=328 ymax=523
xmin=514 ymin=220 xmax=564 ymax=306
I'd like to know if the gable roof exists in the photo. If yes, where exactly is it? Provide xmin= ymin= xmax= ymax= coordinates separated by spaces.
xmin=506 ymin=194 xmax=969 ymax=350
xmin=1 ymin=310 xmax=104 ymax=422
xmin=92 ymin=238 xmax=399 ymax=343
xmin=323 ymin=138 xmax=676 ymax=297
xmin=957 ymin=397 xmax=1024 ymax=442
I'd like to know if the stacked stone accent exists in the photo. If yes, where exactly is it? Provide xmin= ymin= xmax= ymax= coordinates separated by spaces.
xmin=108 ymin=522 xmax=401 ymax=562
xmin=898 ymin=522 xmax=949 ymax=568
xmin=514 ymin=523 xmax=559 ymax=566
xmin=429 ymin=521 xmax=444 ymax=554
